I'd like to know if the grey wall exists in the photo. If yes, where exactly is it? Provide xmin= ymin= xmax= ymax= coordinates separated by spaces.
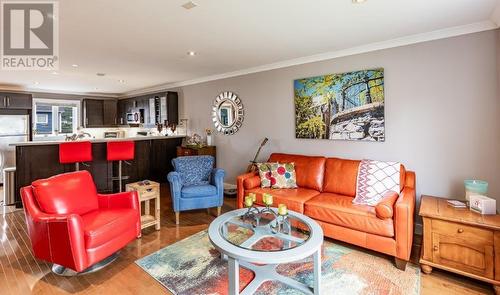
xmin=178 ymin=29 xmax=500 ymax=210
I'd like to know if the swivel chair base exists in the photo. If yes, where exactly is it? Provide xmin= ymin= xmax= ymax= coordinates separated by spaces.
xmin=51 ymin=252 xmax=119 ymax=276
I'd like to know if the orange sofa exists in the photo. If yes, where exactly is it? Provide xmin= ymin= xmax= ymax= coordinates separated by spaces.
xmin=237 ymin=153 xmax=416 ymax=269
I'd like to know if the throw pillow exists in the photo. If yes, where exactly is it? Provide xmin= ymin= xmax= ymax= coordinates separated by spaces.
xmin=270 ymin=162 xmax=298 ymax=189
xmin=257 ymin=162 xmax=274 ymax=188
xmin=353 ymin=159 xmax=401 ymax=206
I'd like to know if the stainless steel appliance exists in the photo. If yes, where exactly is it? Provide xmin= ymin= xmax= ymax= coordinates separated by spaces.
xmin=126 ymin=112 xmax=141 ymax=124
xmin=0 ymin=114 xmax=29 ymax=184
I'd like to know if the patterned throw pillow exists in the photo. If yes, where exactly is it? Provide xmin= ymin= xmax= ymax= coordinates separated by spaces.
xmin=257 ymin=163 xmax=274 ymax=188
xmin=270 ymin=162 xmax=298 ymax=189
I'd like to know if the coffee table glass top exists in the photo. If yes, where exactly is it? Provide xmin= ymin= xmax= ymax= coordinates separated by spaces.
xmin=219 ymin=210 xmax=311 ymax=252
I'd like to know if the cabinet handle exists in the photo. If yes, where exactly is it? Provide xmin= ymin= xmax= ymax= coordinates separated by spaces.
xmin=6 ymin=96 xmax=10 ymax=107
xmin=433 ymin=245 xmax=438 ymax=251
xmin=3 ymin=97 xmax=5 ymax=107
xmin=457 ymin=228 xmax=464 ymax=233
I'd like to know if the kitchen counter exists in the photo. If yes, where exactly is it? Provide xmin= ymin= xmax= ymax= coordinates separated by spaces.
xmin=9 ymin=135 xmax=185 ymax=146
xmin=13 ymin=136 xmax=185 ymax=207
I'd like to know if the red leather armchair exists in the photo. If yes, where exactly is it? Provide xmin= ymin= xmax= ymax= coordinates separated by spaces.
xmin=20 ymin=170 xmax=140 ymax=274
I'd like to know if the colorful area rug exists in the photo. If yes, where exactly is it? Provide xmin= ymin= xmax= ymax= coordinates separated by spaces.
xmin=136 ymin=230 xmax=420 ymax=294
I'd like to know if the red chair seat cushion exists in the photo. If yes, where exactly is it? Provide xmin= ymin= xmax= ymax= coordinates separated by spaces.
xmin=81 ymin=208 xmax=139 ymax=249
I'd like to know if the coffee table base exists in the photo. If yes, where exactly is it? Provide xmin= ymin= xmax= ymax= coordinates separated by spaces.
xmin=226 ymin=249 xmax=321 ymax=295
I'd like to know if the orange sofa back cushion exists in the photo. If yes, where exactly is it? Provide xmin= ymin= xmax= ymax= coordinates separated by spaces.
xmin=323 ymin=157 xmax=408 ymax=196
xmin=268 ymin=153 xmax=326 ymax=191
xmin=323 ymin=158 xmax=360 ymax=197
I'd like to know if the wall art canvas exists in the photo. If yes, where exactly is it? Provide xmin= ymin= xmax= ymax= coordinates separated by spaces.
xmin=294 ymin=68 xmax=385 ymax=141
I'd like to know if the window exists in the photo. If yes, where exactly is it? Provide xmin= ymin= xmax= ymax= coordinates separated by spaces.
xmin=33 ymin=98 xmax=81 ymax=139
xmin=36 ymin=113 xmax=48 ymax=124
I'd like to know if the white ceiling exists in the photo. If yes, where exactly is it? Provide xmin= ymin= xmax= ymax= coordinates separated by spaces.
xmin=0 ymin=0 xmax=499 ymax=97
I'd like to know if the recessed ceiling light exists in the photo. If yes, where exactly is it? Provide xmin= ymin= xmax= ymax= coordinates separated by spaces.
xmin=34 ymin=81 xmax=39 ymax=85
xmin=352 ymin=0 xmax=367 ymax=3
xmin=94 ymin=87 xmax=99 ymax=90
xmin=182 ymin=1 xmax=197 ymax=10
xmin=71 ymin=64 xmax=79 ymax=68
xmin=187 ymin=51 xmax=196 ymax=56
xmin=51 ymin=71 xmax=59 ymax=75
xmin=96 ymin=73 xmax=106 ymax=77
xmin=118 ymin=79 xmax=125 ymax=83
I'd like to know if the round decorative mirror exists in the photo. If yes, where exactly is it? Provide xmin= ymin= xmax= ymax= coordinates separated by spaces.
xmin=212 ymin=91 xmax=244 ymax=135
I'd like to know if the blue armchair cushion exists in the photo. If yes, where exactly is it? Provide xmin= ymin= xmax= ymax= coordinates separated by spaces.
xmin=181 ymin=184 xmax=217 ymax=198
xmin=172 ymin=155 xmax=214 ymax=186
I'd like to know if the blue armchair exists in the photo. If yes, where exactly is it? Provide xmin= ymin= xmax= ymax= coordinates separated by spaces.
xmin=167 ymin=155 xmax=225 ymax=224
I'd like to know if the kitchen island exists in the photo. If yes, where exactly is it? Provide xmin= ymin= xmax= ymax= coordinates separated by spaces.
xmin=11 ymin=135 xmax=184 ymax=207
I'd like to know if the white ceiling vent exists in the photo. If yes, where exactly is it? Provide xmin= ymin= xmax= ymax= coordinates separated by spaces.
xmin=182 ymin=1 xmax=197 ymax=10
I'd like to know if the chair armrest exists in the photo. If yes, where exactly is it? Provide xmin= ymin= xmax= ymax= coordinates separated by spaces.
xmin=375 ymin=191 xmax=399 ymax=219
xmin=97 ymin=191 xmax=139 ymax=211
xmin=236 ymin=172 xmax=258 ymax=209
xmin=211 ymin=168 xmax=225 ymax=206
xmin=211 ymin=168 xmax=225 ymax=188
xmin=167 ymin=171 xmax=183 ymax=212
xmin=394 ymin=186 xmax=416 ymax=261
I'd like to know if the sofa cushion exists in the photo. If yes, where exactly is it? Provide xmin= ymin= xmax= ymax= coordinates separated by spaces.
xmin=304 ymin=193 xmax=394 ymax=237
xmin=270 ymin=162 xmax=297 ymax=189
xmin=181 ymin=184 xmax=217 ymax=198
xmin=32 ymin=170 xmax=99 ymax=215
xmin=245 ymin=187 xmax=320 ymax=213
xmin=82 ymin=208 xmax=139 ymax=249
xmin=323 ymin=158 xmax=360 ymax=197
xmin=268 ymin=153 xmax=325 ymax=191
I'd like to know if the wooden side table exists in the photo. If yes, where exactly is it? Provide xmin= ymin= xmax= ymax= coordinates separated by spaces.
xmin=419 ymin=195 xmax=500 ymax=294
xmin=176 ymin=145 xmax=216 ymax=166
xmin=126 ymin=180 xmax=161 ymax=234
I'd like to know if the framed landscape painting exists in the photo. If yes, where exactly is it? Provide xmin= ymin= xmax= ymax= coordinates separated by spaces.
xmin=294 ymin=68 xmax=385 ymax=141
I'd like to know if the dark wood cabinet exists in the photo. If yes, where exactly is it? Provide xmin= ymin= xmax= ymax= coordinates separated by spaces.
xmin=103 ymin=100 xmax=117 ymax=125
xmin=176 ymin=146 xmax=216 ymax=166
xmin=150 ymin=138 xmax=181 ymax=182
xmin=83 ymin=99 xmax=104 ymax=127
xmin=0 ymin=92 xmax=32 ymax=109
xmin=167 ymin=92 xmax=178 ymax=124
xmin=83 ymin=99 xmax=118 ymax=127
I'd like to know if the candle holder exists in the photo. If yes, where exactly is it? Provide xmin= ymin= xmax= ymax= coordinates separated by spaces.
xmin=271 ymin=213 xmax=290 ymax=234
xmin=241 ymin=199 xmax=290 ymax=234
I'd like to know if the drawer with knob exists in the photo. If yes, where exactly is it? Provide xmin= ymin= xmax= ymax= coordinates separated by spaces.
xmin=432 ymin=219 xmax=493 ymax=245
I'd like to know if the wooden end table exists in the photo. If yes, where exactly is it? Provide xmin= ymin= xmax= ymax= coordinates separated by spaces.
xmin=126 ymin=180 xmax=161 ymax=234
xmin=419 ymin=195 xmax=500 ymax=294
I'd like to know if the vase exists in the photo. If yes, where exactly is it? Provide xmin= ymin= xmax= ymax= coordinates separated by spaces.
xmin=206 ymin=135 xmax=212 ymax=146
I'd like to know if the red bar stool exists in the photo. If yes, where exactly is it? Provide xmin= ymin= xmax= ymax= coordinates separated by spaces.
xmin=107 ymin=141 xmax=135 ymax=192
xmin=59 ymin=141 xmax=93 ymax=171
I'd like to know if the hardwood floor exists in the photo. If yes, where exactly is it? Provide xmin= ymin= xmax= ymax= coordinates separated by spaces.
xmin=0 ymin=184 xmax=495 ymax=294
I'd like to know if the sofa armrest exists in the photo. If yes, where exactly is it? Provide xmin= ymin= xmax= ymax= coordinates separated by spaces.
xmin=236 ymin=172 xmax=258 ymax=209
xmin=394 ymin=186 xmax=416 ymax=261
xmin=97 ymin=191 xmax=139 ymax=211
xmin=375 ymin=191 xmax=399 ymax=219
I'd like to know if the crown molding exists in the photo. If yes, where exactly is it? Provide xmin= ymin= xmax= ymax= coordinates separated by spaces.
xmin=121 ymin=20 xmax=498 ymax=98
xmin=0 ymin=85 xmax=120 ymax=98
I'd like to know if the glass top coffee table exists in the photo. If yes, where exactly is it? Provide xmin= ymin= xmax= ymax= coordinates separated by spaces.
xmin=208 ymin=207 xmax=323 ymax=295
